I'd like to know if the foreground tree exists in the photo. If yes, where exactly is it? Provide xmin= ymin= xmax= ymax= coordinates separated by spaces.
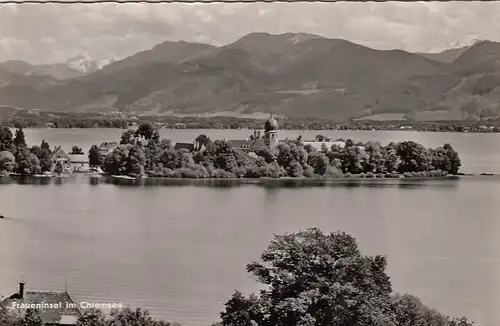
xmin=18 ymin=308 xmax=43 ymax=326
xmin=217 ymin=228 xmax=473 ymax=326
xmin=75 ymin=308 xmax=180 ymax=326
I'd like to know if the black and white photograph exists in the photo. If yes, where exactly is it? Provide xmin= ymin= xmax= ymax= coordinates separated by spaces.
xmin=0 ymin=1 xmax=498 ymax=326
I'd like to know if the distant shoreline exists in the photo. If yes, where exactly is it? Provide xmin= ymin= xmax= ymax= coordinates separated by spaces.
xmin=8 ymin=126 xmax=500 ymax=134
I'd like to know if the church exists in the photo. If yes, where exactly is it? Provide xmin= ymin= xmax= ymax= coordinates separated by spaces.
xmin=173 ymin=114 xmax=348 ymax=154
xmin=226 ymin=115 xmax=281 ymax=153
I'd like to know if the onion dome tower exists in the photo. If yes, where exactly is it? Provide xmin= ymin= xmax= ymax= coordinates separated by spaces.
xmin=264 ymin=114 xmax=279 ymax=148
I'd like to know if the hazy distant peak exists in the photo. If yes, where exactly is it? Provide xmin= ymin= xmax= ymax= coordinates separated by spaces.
xmin=66 ymin=54 xmax=120 ymax=73
xmin=429 ymin=36 xmax=486 ymax=54
xmin=66 ymin=54 xmax=98 ymax=74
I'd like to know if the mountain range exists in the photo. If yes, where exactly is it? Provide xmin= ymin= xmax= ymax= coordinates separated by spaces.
xmin=1 ymin=32 xmax=500 ymax=121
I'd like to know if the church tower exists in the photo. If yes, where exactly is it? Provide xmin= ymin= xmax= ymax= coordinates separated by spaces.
xmin=264 ymin=114 xmax=279 ymax=149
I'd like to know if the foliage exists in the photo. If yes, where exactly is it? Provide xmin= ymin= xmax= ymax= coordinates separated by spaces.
xmin=0 ymin=151 xmax=15 ymax=173
xmin=216 ymin=228 xmax=474 ymax=326
xmin=0 ymin=126 xmax=15 ymax=152
xmin=88 ymin=145 xmax=102 ymax=168
xmin=0 ymin=123 xmax=463 ymax=177
xmin=14 ymin=148 xmax=41 ymax=175
xmin=2 ymin=307 xmax=180 ymax=326
xmin=74 ymin=308 xmax=180 ymax=326
xmin=97 ymin=124 xmax=463 ymax=178
xmin=135 ymin=122 xmax=160 ymax=143
xmin=70 ymin=146 xmax=84 ymax=155
xmin=54 ymin=161 xmax=63 ymax=175
xmin=13 ymin=128 xmax=27 ymax=150
xmin=30 ymin=141 xmax=53 ymax=173
xmin=18 ymin=308 xmax=43 ymax=326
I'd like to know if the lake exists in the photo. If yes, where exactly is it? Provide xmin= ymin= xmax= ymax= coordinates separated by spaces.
xmin=1 ymin=128 xmax=500 ymax=326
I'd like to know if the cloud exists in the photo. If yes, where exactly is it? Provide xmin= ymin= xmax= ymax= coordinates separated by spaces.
xmin=0 ymin=2 xmax=500 ymax=64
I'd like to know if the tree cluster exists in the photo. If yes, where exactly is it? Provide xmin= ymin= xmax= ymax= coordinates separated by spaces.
xmin=0 ymin=125 xmax=53 ymax=175
xmin=0 ymin=306 xmax=179 ymax=326
xmin=214 ymin=228 xmax=474 ymax=326
xmin=0 ymin=229 xmax=475 ymax=326
xmin=95 ymin=123 xmax=461 ymax=179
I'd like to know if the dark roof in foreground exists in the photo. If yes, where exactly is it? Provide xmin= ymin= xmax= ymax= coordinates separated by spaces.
xmin=2 ymin=291 xmax=82 ymax=325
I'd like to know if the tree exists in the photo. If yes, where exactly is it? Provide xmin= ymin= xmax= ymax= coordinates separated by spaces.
xmin=54 ymin=161 xmax=63 ymax=175
xmin=120 ymin=129 xmax=136 ymax=145
xmin=216 ymin=228 xmax=474 ymax=326
xmin=30 ymin=141 xmax=53 ymax=173
xmin=256 ymin=147 xmax=277 ymax=164
xmin=70 ymin=146 xmax=84 ymax=155
xmin=19 ymin=308 xmax=43 ymax=326
xmin=75 ymin=309 xmax=107 ymax=326
xmin=342 ymin=140 xmax=367 ymax=174
xmin=396 ymin=141 xmax=430 ymax=173
xmin=0 ymin=151 xmax=15 ymax=173
xmin=15 ymin=148 xmax=41 ymax=175
xmin=0 ymin=126 xmax=15 ymax=152
xmin=88 ymin=145 xmax=102 ymax=169
xmin=103 ymin=145 xmax=131 ymax=175
xmin=392 ymin=294 xmax=447 ymax=326
xmin=219 ymin=228 xmax=394 ymax=326
xmin=14 ymin=128 xmax=27 ymax=150
xmin=40 ymin=140 xmax=50 ymax=152
xmin=443 ymin=144 xmax=461 ymax=175
xmin=126 ymin=145 xmax=146 ymax=176
xmin=308 ymin=151 xmax=330 ymax=175
xmin=364 ymin=141 xmax=386 ymax=173
xmin=384 ymin=143 xmax=400 ymax=173
xmin=135 ymin=122 xmax=160 ymax=143
xmin=75 ymin=308 xmax=180 ymax=326
xmin=0 ymin=303 xmax=19 ymax=325
xmin=195 ymin=134 xmax=212 ymax=148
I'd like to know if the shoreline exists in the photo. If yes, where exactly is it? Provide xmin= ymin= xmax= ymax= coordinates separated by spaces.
xmin=5 ymin=172 xmax=500 ymax=183
xmin=8 ymin=126 xmax=500 ymax=134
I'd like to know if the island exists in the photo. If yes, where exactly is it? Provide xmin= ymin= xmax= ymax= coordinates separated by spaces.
xmin=0 ymin=117 xmax=463 ymax=180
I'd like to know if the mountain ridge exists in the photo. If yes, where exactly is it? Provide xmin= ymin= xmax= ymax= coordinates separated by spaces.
xmin=1 ymin=32 xmax=500 ymax=122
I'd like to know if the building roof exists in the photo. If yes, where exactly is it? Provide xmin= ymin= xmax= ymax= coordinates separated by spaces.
xmin=2 ymin=291 xmax=82 ymax=325
xmin=98 ymin=142 xmax=118 ymax=150
xmin=227 ymin=138 xmax=267 ymax=151
xmin=51 ymin=147 xmax=69 ymax=161
xmin=68 ymin=154 xmax=89 ymax=163
xmin=174 ymin=142 xmax=195 ymax=151
xmin=264 ymin=116 xmax=279 ymax=132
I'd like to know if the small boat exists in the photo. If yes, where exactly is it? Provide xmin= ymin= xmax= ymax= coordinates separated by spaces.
xmin=0 ymin=215 xmax=4 ymax=219
xmin=111 ymin=175 xmax=137 ymax=180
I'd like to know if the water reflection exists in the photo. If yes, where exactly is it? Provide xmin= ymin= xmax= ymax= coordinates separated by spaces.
xmin=0 ymin=175 xmax=465 ymax=190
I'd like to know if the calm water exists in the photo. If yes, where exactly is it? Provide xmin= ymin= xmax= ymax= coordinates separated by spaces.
xmin=1 ymin=129 xmax=500 ymax=326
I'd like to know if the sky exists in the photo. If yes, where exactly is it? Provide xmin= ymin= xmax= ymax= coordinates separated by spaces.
xmin=1 ymin=1 xmax=500 ymax=64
